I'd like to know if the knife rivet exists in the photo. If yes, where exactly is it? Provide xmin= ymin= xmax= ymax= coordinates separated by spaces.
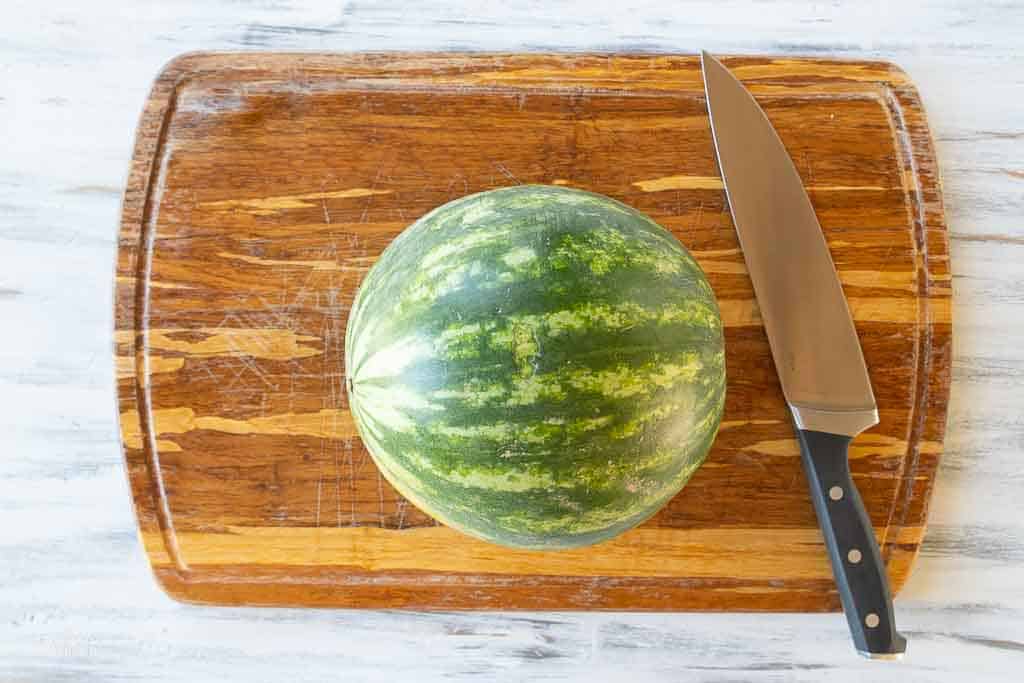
xmin=865 ymin=613 xmax=880 ymax=628
xmin=829 ymin=486 xmax=844 ymax=501
xmin=848 ymin=549 xmax=863 ymax=564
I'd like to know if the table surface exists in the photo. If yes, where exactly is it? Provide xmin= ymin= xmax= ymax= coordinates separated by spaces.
xmin=1 ymin=1 xmax=1021 ymax=680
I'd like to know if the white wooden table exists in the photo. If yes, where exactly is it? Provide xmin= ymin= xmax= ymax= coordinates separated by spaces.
xmin=2 ymin=1 xmax=1022 ymax=679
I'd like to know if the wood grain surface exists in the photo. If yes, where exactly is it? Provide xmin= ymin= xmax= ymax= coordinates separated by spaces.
xmin=114 ymin=52 xmax=951 ymax=610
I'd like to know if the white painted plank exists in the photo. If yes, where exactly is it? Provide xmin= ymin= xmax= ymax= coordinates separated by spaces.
xmin=2 ymin=0 xmax=1023 ymax=679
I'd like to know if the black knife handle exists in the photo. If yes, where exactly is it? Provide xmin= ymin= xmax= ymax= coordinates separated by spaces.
xmin=796 ymin=429 xmax=907 ymax=659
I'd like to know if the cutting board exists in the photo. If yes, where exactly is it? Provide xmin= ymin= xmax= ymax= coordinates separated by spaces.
xmin=116 ymin=53 xmax=951 ymax=610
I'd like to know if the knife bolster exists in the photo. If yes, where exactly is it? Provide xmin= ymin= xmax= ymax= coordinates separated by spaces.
xmin=789 ymin=403 xmax=879 ymax=437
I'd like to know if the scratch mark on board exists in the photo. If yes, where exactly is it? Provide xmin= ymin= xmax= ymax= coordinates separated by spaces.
xmin=396 ymin=499 xmax=408 ymax=530
xmin=315 ymin=469 xmax=322 ymax=528
xmin=493 ymin=162 xmax=522 ymax=185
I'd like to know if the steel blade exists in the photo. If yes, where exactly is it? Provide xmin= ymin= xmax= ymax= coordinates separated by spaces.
xmin=701 ymin=51 xmax=877 ymax=436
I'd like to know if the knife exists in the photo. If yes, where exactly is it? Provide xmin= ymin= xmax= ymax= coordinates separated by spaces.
xmin=700 ymin=51 xmax=907 ymax=659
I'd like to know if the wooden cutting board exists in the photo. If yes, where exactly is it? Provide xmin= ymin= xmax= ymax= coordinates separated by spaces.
xmin=116 ymin=52 xmax=951 ymax=610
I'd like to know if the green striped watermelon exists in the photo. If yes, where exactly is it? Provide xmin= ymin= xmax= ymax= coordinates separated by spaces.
xmin=345 ymin=185 xmax=725 ymax=549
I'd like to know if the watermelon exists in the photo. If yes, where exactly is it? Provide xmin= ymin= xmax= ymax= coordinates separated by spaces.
xmin=345 ymin=185 xmax=725 ymax=549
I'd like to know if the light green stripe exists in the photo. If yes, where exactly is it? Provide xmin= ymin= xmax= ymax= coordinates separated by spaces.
xmin=436 ymin=302 xmax=719 ymax=361
xmin=561 ymin=355 xmax=703 ymax=400
xmin=351 ymin=334 xmax=433 ymax=383
xmin=609 ymin=401 xmax=686 ymax=440
xmin=429 ymin=353 xmax=707 ymax=409
xmin=420 ymin=225 xmax=510 ymax=270
xmin=502 ymin=246 xmax=537 ymax=268
xmin=404 ymin=450 xmax=559 ymax=493
xmin=351 ymin=383 xmax=441 ymax=433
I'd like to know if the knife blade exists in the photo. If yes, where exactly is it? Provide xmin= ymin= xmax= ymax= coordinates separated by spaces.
xmin=701 ymin=51 xmax=907 ymax=659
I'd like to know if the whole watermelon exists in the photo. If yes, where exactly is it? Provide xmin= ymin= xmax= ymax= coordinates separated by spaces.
xmin=345 ymin=185 xmax=725 ymax=549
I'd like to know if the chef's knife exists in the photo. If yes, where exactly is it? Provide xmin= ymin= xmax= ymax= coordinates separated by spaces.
xmin=701 ymin=51 xmax=907 ymax=659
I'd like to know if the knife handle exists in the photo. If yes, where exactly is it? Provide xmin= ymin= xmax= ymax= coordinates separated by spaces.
xmin=795 ymin=429 xmax=907 ymax=659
